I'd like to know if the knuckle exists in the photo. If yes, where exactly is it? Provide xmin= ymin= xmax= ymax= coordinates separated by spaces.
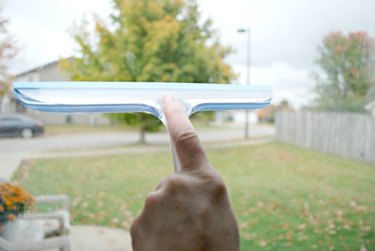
xmin=213 ymin=179 xmax=227 ymax=194
xmin=174 ymin=129 xmax=207 ymax=166
xmin=155 ymin=175 xmax=171 ymax=191
xmin=174 ymin=128 xmax=199 ymax=146
xmin=144 ymin=192 xmax=160 ymax=208
xmin=209 ymin=176 xmax=228 ymax=202
xmin=165 ymin=175 xmax=187 ymax=194
xmin=130 ymin=217 xmax=141 ymax=238
xmin=130 ymin=221 xmax=138 ymax=236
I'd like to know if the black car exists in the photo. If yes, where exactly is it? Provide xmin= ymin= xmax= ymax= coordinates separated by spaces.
xmin=0 ymin=114 xmax=44 ymax=138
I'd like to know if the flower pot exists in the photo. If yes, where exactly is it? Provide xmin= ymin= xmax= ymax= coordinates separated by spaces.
xmin=1 ymin=217 xmax=44 ymax=243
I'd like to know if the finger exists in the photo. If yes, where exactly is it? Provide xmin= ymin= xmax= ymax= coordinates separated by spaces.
xmin=155 ymin=175 xmax=171 ymax=191
xmin=161 ymin=95 xmax=209 ymax=170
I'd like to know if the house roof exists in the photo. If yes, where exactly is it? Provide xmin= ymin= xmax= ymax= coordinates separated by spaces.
xmin=15 ymin=57 xmax=73 ymax=78
xmin=15 ymin=60 xmax=60 ymax=78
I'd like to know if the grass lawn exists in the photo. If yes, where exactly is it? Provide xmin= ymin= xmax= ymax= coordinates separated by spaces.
xmin=14 ymin=142 xmax=374 ymax=251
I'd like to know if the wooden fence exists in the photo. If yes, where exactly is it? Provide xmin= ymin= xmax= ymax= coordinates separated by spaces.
xmin=275 ymin=111 xmax=375 ymax=163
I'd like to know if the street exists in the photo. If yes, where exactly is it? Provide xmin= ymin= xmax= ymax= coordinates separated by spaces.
xmin=0 ymin=125 xmax=275 ymax=179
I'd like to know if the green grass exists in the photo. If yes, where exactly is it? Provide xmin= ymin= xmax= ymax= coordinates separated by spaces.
xmin=14 ymin=142 xmax=374 ymax=251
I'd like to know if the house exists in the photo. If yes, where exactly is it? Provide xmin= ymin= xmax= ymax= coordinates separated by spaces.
xmin=1 ymin=59 xmax=110 ymax=125
xmin=15 ymin=60 xmax=71 ymax=82
xmin=364 ymin=100 xmax=375 ymax=116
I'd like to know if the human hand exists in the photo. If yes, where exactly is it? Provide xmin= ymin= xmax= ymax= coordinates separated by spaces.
xmin=130 ymin=95 xmax=239 ymax=251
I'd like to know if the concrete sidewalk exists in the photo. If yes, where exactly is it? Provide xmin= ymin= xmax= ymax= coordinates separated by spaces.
xmin=0 ymin=157 xmax=22 ymax=180
xmin=70 ymin=225 xmax=132 ymax=251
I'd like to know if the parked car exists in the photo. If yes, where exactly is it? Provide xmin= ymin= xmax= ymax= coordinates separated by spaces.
xmin=0 ymin=114 xmax=44 ymax=138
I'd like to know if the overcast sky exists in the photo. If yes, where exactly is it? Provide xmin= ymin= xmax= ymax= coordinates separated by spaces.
xmin=4 ymin=0 xmax=375 ymax=107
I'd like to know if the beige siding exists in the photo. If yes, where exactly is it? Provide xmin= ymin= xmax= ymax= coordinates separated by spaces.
xmin=39 ymin=64 xmax=70 ymax=81
xmin=11 ymin=60 xmax=110 ymax=125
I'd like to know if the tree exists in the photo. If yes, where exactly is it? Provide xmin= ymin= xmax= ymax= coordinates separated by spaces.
xmin=0 ymin=6 xmax=17 ymax=97
xmin=278 ymin=99 xmax=294 ymax=111
xmin=62 ymin=0 xmax=236 ymax=143
xmin=312 ymin=31 xmax=375 ymax=112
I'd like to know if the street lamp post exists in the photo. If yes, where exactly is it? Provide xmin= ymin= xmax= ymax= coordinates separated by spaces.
xmin=238 ymin=28 xmax=251 ymax=139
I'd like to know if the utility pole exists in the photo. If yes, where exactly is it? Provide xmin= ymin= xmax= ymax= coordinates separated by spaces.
xmin=238 ymin=28 xmax=251 ymax=139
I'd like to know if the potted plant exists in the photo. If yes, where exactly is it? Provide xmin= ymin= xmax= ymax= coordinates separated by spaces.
xmin=0 ymin=182 xmax=36 ymax=240
xmin=0 ymin=182 xmax=34 ymax=223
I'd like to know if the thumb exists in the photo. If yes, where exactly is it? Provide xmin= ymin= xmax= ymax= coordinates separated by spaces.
xmin=161 ymin=95 xmax=209 ymax=170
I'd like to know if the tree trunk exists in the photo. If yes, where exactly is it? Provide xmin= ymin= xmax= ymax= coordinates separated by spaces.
xmin=139 ymin=125 xmax=146 ymax=144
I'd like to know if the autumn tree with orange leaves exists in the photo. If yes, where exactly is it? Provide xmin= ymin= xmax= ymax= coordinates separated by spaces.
xmin=63 ymin=0 xmax=235 ymax=143
xmin=312 ymin=31 xmax=375 ymax=112
xmin=0 ymin=6 xmax=17 ymax=97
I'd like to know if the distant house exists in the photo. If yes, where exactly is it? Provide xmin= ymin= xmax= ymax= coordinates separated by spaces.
xmin=214 ymin=110 xmax=258 ymax=125
xmin=15 ymin=60 xmax=71 ymax=82
xmin=364 ymin=100 xmax=375 ymax=116
xmin=1 ymin=59 xmax=110 ymax=125
xmin=0 ymin=94 xmax=12 ymax=113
